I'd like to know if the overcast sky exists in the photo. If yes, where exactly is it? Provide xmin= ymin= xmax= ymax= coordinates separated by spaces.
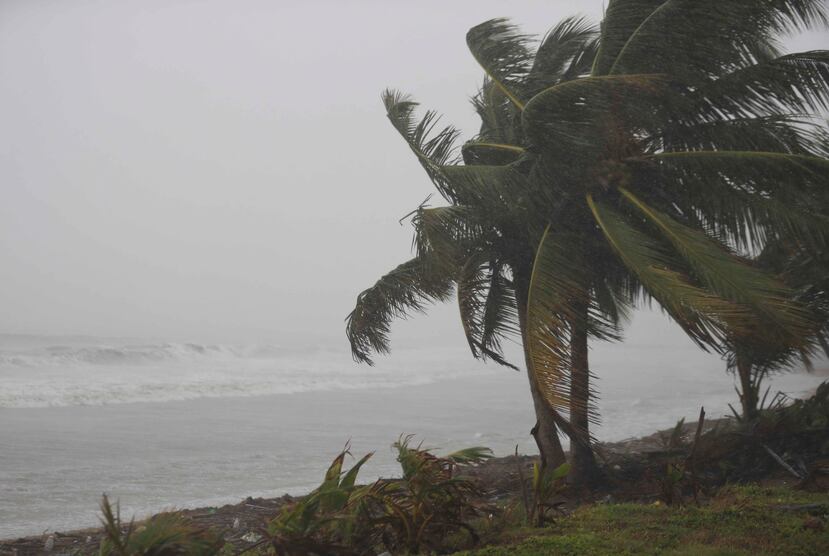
xmin=1 ymin=1 xmax=825 ymax=348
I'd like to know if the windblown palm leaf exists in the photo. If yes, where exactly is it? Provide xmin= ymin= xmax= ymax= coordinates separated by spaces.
xmin=346 ymin=256 xmax=453 ymax=365
xmin=466 ymin=18 xmax=534 ymax=109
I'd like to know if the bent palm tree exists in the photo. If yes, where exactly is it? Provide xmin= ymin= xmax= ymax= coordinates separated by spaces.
xmin=347 ymin=1 xmax=829 ymax=480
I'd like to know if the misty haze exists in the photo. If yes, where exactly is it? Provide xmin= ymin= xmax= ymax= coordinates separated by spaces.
xmin=2 ymin=1 xmax=829 ymax=554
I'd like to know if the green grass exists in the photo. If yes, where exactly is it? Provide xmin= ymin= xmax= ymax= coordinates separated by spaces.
xmin=453 ymin=486 xmax=829 ymax=556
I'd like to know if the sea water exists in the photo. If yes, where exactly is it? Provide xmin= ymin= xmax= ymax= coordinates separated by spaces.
xmin=1 ymin=317 xmax=825 ymax=538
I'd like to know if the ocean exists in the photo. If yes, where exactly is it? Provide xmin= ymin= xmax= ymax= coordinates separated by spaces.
xmin=1 ymin=324 xmax=825 ymax=539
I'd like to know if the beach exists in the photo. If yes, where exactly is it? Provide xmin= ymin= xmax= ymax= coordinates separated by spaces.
xmin=2 ymin=331 xmax=825 ymax=539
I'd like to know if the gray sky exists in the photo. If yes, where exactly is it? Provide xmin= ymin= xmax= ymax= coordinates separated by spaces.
xmin=0 ymin=1 xmax=825 ymax=347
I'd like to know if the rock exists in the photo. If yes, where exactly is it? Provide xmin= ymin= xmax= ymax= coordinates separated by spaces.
xmin=241 ymin=532 xmax=262 ymax=543
xmin=44 ymin=535 xmax=55 ymax=552
xmin=232 ymin=517 xmax=241 ymax=530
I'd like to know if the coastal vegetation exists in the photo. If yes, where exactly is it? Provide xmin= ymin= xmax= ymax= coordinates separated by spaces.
xmin=346 ymin=0 xmax=829 ymax=485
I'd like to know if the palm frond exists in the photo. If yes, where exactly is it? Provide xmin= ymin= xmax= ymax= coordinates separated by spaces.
xmin=627 ymin=150 xmax=829 ymax=251
xmin=619 ymin=187 xmax=814 ymax=345
xmin=527 ymin=16 xmax=598 ymax=94
xmin=466 ymin=18 xmax=534 ymax=109
xmin=522 ymin=74 xmax=666 ymax=158
xmin=562 ymin=37 xmax=600 ymax=83
xmin=641 ymin=151 xmax=829 ymax=204
xmin=480 ymin=264 xmax=520 ymax=358
xmin=346 ymin=256 xmax=454 ymax=364
xmin=439 ymin=164 xmax=532 ymax=210
xmin=461 ymin=141 xmax=524 ymax=166
xmin=592 ymin=276 xmax=634 ymax=330
xmin=457 ymin=252 xmax=490 ymax=358
xmin=444 ymin=446 xmax=494 ymax=465
xmin=604 ymin=0 xmax=826 ymax=78
xmin=471 ymin=77 xmax=519 ymax=146
xmin=689 ymin=51 xmax=829 ymax=120
xmin=412 ymin=205 xmax=487 ymax=275
xmin=587 ymin=195 xmax=747 ymax=348
xmin=455 ymin=254 xmax=520 ymax=369
xmin=591 ymin=0 xmax=668 ymax=76
xmin=382 ymin=89 xmax=462 ymax=202
xmin=525 ymin=226 xmax=594 ymax=427
xmin=653 ymin=116 xmax=829 ymax=157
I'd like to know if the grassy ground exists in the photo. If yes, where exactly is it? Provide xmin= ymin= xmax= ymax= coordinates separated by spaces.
xmin=454 ymin=485 xmax=829 ymax=556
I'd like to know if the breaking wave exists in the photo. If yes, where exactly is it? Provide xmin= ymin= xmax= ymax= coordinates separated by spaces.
xmin=0 ymin=339 xmax=491 ymax=408
xmin=2 ymin=343 xmax=231 ymax=367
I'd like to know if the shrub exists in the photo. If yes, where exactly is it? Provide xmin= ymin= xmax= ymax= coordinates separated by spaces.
xmin=265 ymin=445 xmax=373 ymax=555
xmin=97 ymin=495 xmax=225 ymax=555
xmin=357 ymin=435 xmax=493 ymax=554
xmin=529 ymin=461 xmax=570 ymax=526
xmin=266 ymin=436 xmax=494 ymax=555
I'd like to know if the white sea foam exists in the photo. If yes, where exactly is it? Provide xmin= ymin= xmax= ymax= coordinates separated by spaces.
xmin=0 ymin=338 xmax=492 ymax=408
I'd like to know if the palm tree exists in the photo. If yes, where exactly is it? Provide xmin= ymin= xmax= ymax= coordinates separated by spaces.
xmin=728 ymin=240 xmax=829 ymax=421
xmin=346 ymin=18 xmax=601 ymax=469
xmin=347 ymin=1 xmax=829 ymax=481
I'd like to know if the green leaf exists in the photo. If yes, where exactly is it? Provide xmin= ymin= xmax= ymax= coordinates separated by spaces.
xmin=457 ymin=252 xmax=490 ymax=357
xmin=461 ymin=141 xmax=524 ymax=166
xmin=627 ymin=150 xmax=829 ymax=251
xmin=587 ymin=194 xmax=746 ymax=348
xmin=619 ymin=187 xmax=814 ymax=346
xmin=688 ymin=51 xmax=829 ymax=120
xmin=466 ymin=18 xmax=534 ymax=109
xmin=604 ymin=1 xmax=826 ymax=78
xmin=382 ymin=89 xmax=462 ymax=203
xmin=522 ymin=74 xmax=666 ymax=161
xmin=445 ymin=446 xmax=494 ymax=465
xmin=527 ymin=16 xmax=598 ymax=93
xmin=340 ymin=452 xmax=373 ymax=490
xmin=346 ymin=256 xmax=454 ymax=365
xmin=550 ymin=462 xmax=571 ymax=480
xmin=525 ymin=225 xmax=590 ymax=420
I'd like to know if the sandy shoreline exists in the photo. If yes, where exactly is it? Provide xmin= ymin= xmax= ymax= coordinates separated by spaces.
xmin=2 ymin=370 xmax=824 ymax=541
xmin=0 ymin=427 xmax=698 ymax=555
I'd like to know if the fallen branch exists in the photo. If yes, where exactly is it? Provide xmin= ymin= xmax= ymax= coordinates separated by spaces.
xmin=761 ymin=443 xmax=805 ymax=480
xmin=773 ymin=503 xmax=828 ymax=512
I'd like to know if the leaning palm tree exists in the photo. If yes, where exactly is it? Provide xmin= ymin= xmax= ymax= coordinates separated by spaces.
xmin=347 ymin=1 xmax=829 ymax=480
xmin=347 ymin=18 xmax=601 ymax=469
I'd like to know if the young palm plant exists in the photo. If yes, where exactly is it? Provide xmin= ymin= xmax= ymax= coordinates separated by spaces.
xmin=97 ymin=495 xmax=224 ymax=556
xmin=347 ymin=1 xmax=829 ymax=482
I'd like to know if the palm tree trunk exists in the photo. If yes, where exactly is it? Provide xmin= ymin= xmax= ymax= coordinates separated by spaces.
xmin=736 ymin=354 xmax=759 ymax=421
xmin=514 ymin=278 xmax=566 ymax=469
xmin=569 ymin=298 xmax=600 ymax=484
